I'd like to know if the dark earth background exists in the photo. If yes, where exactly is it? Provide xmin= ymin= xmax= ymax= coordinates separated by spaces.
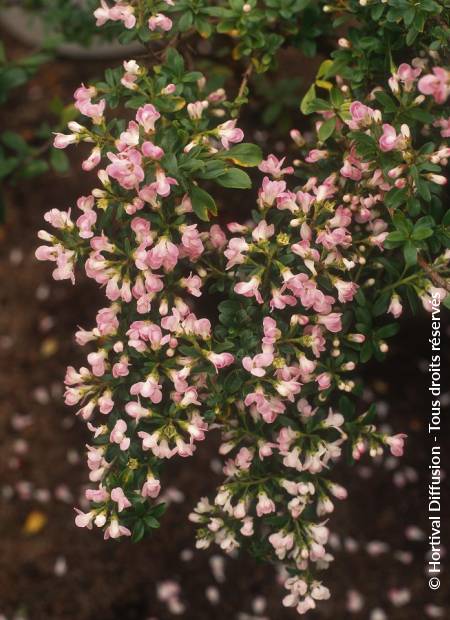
xmin=0 ymin=27 xmax=449 ymax=620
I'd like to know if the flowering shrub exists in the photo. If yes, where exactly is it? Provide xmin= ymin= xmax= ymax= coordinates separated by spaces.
xmin=36 ymin=0 xmax=450 ymax=615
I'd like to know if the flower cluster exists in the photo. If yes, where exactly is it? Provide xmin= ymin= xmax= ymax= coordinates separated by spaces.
xmin=37 ymin=51 xmax=262 ymax=539
xmin=95 ymin=0 xmax=174 ymax=32
xmin=188 ymin=97 xmax=450 ymax=608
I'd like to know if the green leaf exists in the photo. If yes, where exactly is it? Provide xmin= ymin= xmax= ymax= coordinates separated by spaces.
xmin=372 ymin=291 xmax=391 ymax=316
xmin=392 ymin=212 xmax=412 ymax=234
xmin=166 ymin=48 xmax=184 ymax=76
xmin=189 ymin=184 xmax=217 ymax=221
xmin=360 ymin=340 xmax=373 ymax=363
xmin=131 ymin=520 xmax=145 ymax=543
xmin=1 ymin=131 xmax=29 ymax=155
xmin=403 ymin=241 xmax=417 ymax=266
xmin=412 ymin=227 xmax=433 ymax=241
xmin=177 ymin=10 xmax=193 ymax=31
xmin=50 ymin=149 xmax=69 ymax=173
xmin=374 ymin=91 xmax=397 ymax=113
xmin=350 ymin=132 xmax=378 ymax=160
xmin=318 ymin=117 xmax=336 ymax=142
xmin=217 ymin=143 xmax=262 ymax=167
xmin=152 ymin=503 xmax=167 ymax=518
xmin=216 ymin=168 xmax=251 ymax=189
xmin=0 ymin=156 xmax=19 ymax=179
xmin=385 ymin=187 xmax=408 ymax=209
xmin=417 ymin=178 xmax=431 ymax=201
xmin=20 ymin=160 xmax=49 ymax=178
xmin=376 ymin=323 xmax=399 ymax=339
xmin=223 ymin=370 xmax=244 ymax=394
xmin=300 ymin=83 xmax=316 ymax=115
xmin=385 ymin=230 xmax=406 ymax=247
xmin=338 ymin=395 xmax=355 ymax=418
xmin=144 ymin=516 xmax=160 ymax=529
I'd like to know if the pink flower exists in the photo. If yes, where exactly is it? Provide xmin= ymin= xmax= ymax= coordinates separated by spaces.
xmin=268 ymin=531 xmax=294 ymax=559
xmin=392 ymin=63 xmax=421 ymax=92
xmin=181 ymin=274 xmax=202 ymax=297
xmin=93 ymin=1 xmax=112 ymax=26
xmin=98 ymin=391 xmax=114 ymax=414
xmin=130 ymin=375 xmax=163 ymax=403
xmin=346 ymin=101 xmax=375 ymax=130
xmin=187 ymin=100 xmax=208 ymax=119
xmin=82 ymin=146 xmax=102 ymax=171
xmin=111 ymin=487 xmax=131 ymax=512
xmin=234 ymin=276 xmax=263 ymax=304
xmin=207 ymin=352 xmax=234 ymax=372
xmin=242 ymin=345 xmax=274 ymax=377
xmin=73 ymin=86 xmax=105 ymax=123
xmin=434 ymin=117 xmax=450 ymax=138
xmin=53 ymin=133 xmax=77 ymax=149
xmin=252 ymin=219 xmax=275 ymax=242
xmin=110 ymin=420 xmax=130 ymax=451
xmin=75 ymin=509 xmax=94 ymax=529
xmin=104 ymin=518 xmax=132 ymax=539
xmin=388 ymin=294 xmax=403 ymax=318
xmin=216 ymin=120 xmax=244 ymax=149
xmin=305 ymin=149 xmax=328 ymax=163
xmin=142 ymin=141 xmax=164 ymax=159
xmin=379 ymin=124 xmax=400 ymax=152
xmin=136 ymin=104 xmax=161 ymax=133
xmin=245 ymin=389 xmax=285 ymax=423
xmin=117 ymin=120 xmax=140 ymax=149
xmin=276 ymin=191 xmax=300 ymax=213
xmin=317 ymin=312 xmax=342 ymax=333
xmin=121 ymin=62 xmax=139 ymax=90
xmin=76 ymin=209 xmax=97 ymax=239
xmin=386 ymin=433 xmax=407 ymax=457
xmin=209 ymin=224 xmax=227 ymax=249
xmin=180 ymin=224 xmax=204 ymax=260
xmin=258 ymin=154 xmax=294 ymax=178
xmin=418 ymin=67 xmax=449 ymax=104
xmin=112 ymin=355 xmax=130 ymax=378
xmin=44 ymin=208 xmax=73 ymax=229
xmin=85 ymin=487 xmax=109 ymax=503
xmin=87 ymin=349 xmax=107 ymax=377
xmin=333 ymin=279 xmax=358 ymax=303
xmin=224 ymin=237 xmax=249 ymax=269
xmin=304 ymin=325 xmax=326 ymax=358
xmin=148 ymin=13 xmax=173 ymax=31
xmin=151 ymin=167 xmax=178 ymax=197
xmin=125 ymin=400 xmax=149 ymax=422
xmin=141 ymin=477 xmax=161 ymax=498
xmin=256 ymin=493 xmax=276 ymax=517
xmin=106 ymin=149 xmax=144 ymax=189
xmin=186 ymin=411 xmax=208 ymax=441
xmin=258 ymin=177 xmax=286 ymax=206
xmin=275 ymin=379 xmax=301 ymax=402
xmin=147 ymin=237 xmax=179 ymax=271
xmin=109 ymin=2 xmax=136 ymax=28
xmin=340 ymin=158 xmax=362 ymax=181
xmin=316 ymin=227 xmax=352 ymax=250
xmin=263 ymin=317 xmax=281 ymax=344
xmin=316 ymin=372 xmax=331 ymax=391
